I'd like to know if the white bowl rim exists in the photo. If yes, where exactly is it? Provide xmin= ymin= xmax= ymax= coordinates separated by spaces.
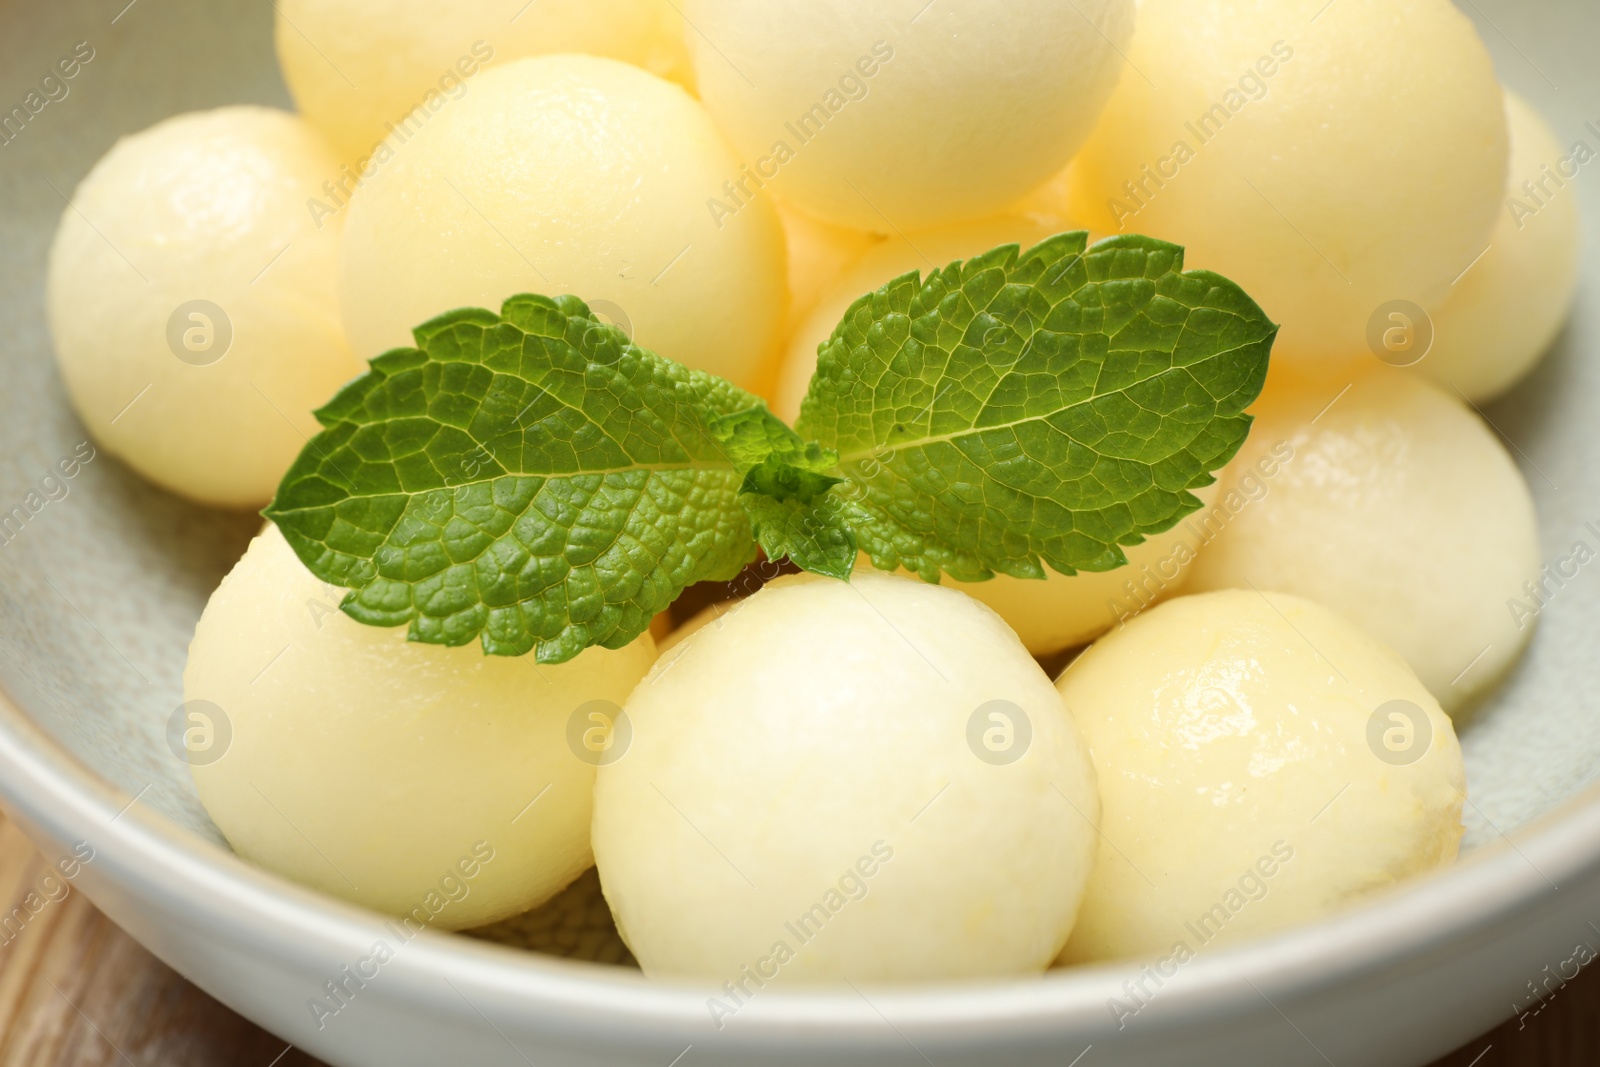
xmin=2 ymin=676 xmax=1596 ymax=1048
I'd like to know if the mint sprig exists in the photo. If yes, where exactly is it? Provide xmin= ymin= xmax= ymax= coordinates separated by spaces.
xmin=267 ymin=233 xmax=1274 ymax=661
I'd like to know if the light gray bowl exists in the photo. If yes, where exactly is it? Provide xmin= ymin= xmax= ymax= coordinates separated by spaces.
xmin=3 ymin=1 xmax=1599 ymax=1064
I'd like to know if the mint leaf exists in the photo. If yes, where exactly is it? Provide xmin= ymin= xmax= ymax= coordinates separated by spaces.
xmin=264 ymin=294 xmax=760 ymax=663
xmin=795 ymin=232 xmax=1275 ymax=583
xmin=709 ymin=407 xmax=857 ymax=580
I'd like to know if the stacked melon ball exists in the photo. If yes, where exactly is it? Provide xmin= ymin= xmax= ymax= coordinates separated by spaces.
xmin=46 ymin=0 xmax=1569 ymax=978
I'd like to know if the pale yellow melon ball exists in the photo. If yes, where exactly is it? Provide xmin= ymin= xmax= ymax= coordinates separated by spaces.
xmin=773 ymin=215 xmax=1069 ymax=423
xmin=1057 ymin=589 xmax=1464 ymax=965
xmin=658 ymin=600 xmax=735 ymax=654
xmin=1011 ymin=161 xmax=1086 ymax=231
xmin=684 ymin=0 xmax=1134 ymax=232
xmin=184 ymin=524 xmax=656 ymax=930
xmin=46 ymin=107 xmax=363 ymax=508
xmin=1066 ymin=0 xmax=1507 ymax=363
xmin=1187 ymin=368 xmax=1541 ymax=712
xmin=954 ymin=482 xmax=1220 ymax=656
xmin=1409 ymin=92 xmax=1582 ymax=402
xmin=338 ymin=55 xmax=786 ymax=391
xmin=774 ymin=198 xmax=880 ymax=336
xmin=275 ymin=0 xmax=693 ymax=163
xmin=594 ymin=572 xmax=1100 ymax=982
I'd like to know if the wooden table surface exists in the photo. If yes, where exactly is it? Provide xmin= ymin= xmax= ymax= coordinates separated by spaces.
xmin=1 ymin=809 xmax=1594 ymax=1067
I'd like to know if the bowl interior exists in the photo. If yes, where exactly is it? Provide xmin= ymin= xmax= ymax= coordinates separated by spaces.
xmin=2 ymin=0 xmax=1599 ymax=970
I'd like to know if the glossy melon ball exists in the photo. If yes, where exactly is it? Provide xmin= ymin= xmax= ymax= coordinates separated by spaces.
xmin=275 ymin=0 xmax=693 ymax=163
xmin=1058 ymin=589 xmax=1464 ymax=964
xmin=684 ymin=0 xmax=1134 ymax=232
xmin=1410 ymin=92 xmax=1581 ymax=401
xmin=1067 ymin=0 xmax=1507 ymax=363
xmin=46 ymin=107 xmax=363 ymax=508
xmin=1187 ymin=368 xmax=1541 ymax=712
xmin=594 ymin=571 xmax=1100 ymax=982
xmin=773 ymin=215 xmax=1067 ymax=423
xmin=338 ymin=55 xmax=786 ymax=391
xmin=184 ymin=524 xmax=656 ymax=929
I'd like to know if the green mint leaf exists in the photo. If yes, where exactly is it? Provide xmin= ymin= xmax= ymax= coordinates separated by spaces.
xmin=264 ymin=294 xmax=760 ymax=663
xmin=795 ymin=232 xmax=1275 ymax=583
xmin=708 ymin=407 xmax=857 ymax=581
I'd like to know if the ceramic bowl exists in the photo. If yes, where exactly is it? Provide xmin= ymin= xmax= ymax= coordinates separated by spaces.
xmin=3 ymin=1 xmax=1599 ymax=1064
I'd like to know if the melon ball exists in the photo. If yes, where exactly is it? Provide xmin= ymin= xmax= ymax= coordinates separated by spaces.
xmin=1409 ymin=92 xmax=1582 ymax=402
xmin=954 ymin=482 xmax=1220 ymax=656
xmin=1057 ymin=589 xmax=1464 ymax=965
xmin=593 ymin=571 xmax=1100 ymax=982
xmin=46 ymin=107 xmax=363 ymax=508
xmin=1187 ymin=368 xmax=1541 ymax=712
xmin=775 ymin=198 xmax=879 ymax=335
xmin=338 ymin=55 xmax=786 ymax=391
xmin=184 ymin=524 xmax=656 ymax=929
xmin=658 ymin=601 xmax=735 ymax=654
xmin=1012 ymin=162 xmax=1086 ymax=231
xmin=1066 ymin=0 xmax=1507 ymax=363
xmin=774 ymin=215 xmax=1068 ymax=423
xmin=684 ymin=0 xmax=1134 ymax=232
xmin=275 ymin=0 xmax=693 ymax=163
